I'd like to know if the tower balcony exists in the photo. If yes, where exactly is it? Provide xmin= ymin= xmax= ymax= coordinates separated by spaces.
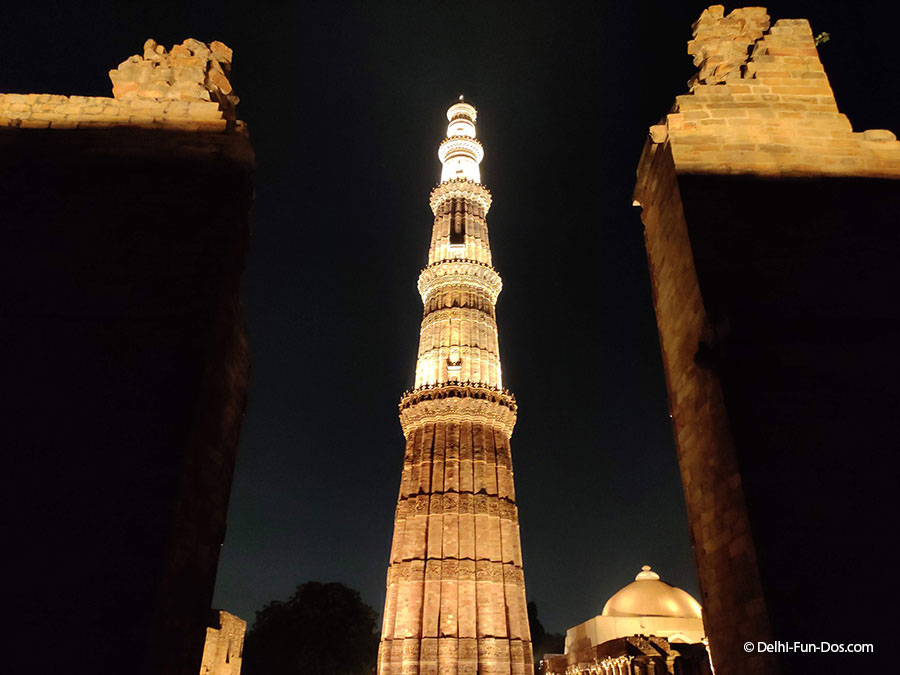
xmin=446 ymin=101 xmax=477 ymax=124
xmin=429 ymin=179 xmax=492 ymax=214
xmin=438 ymin=136 xmax=484 ymax=165
xmin=398 ymin=382 xmax=517 ymax=439
xmin=418 ymin=259 xmax=503 ymax=305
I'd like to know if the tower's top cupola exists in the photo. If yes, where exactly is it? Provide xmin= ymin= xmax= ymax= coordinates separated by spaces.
xmin=447 ymin=97 xmax=477 ymax=124
xmin=439 ymin=98 xmax=483 ymax=183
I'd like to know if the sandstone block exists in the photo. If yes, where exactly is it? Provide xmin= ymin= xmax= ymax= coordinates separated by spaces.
xmin=210 ymin=41 xmax=233 ymax=65
xmin=649 ymin=124 xmax=668 ymax=143
xmin=863 ymin=129 xmax=897 ymax=142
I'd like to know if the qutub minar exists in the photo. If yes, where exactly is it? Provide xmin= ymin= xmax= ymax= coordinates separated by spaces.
xmin=377 ymin=99 xmax=533 ymax=675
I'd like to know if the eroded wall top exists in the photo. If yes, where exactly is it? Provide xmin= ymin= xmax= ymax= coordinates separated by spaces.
xmin=0 ymin=39 xmax=243 ymax=133
xmin=640 ymin=5 xmax=900 ymax=178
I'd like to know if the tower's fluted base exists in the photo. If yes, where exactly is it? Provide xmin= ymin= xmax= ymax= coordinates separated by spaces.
xmin=378 ymin=417 xmax=533 ymax=675
xmin=378 ymin=636 xmax=533 ymax=675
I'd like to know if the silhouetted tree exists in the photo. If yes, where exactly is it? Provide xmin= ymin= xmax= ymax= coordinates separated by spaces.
xmin=528 ymin=601 xmax=566 ymax=670
xmin=528 ymin=601 xmax=546 ymax=646
xmin=242 ymin=581 xmax=379 ymax=675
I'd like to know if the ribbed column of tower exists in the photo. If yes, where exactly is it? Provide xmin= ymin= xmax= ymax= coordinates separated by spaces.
xmin=378 ymin=99 xmax=533 ymax=675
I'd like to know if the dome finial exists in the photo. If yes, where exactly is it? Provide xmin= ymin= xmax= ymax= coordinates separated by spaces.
xmin=635 ymin=565 xmax=660 ymax=581
xmin=459 ymin=94 xmax=464 ymax=101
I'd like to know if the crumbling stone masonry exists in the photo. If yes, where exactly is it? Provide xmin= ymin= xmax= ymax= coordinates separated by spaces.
xmin=110 ymin=39 xmax=238 ymax=111
xmin=200 ymin=611 xmax=246 ymax=675
xmin=1 ymin=39 xmax=240 ymax=132
xmin=634 ymin=7 xmax=898 ymax=674
xmin=650 ymin=5 xmax=900 ymax=177
xmin=3 ymin=40 xmax=253 ymax=675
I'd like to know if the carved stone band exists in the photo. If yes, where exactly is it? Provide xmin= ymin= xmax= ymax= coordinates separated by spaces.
xmin=429 ymin=179 xmax=492 ymax=214
xmin=418 ymin=260 xmax=503 ymax=305
xmin=437 ymin=136 xmax=484 ymax=165
xmin=399 ymin=384 xmax=517 ymax=438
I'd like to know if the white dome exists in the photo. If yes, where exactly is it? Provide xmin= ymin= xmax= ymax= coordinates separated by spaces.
xmin=601 ymin=566 xmax=702 ymax=620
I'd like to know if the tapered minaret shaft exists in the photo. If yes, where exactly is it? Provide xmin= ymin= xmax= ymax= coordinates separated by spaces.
xmin=378 ymin=100 xmax=533 ymax=675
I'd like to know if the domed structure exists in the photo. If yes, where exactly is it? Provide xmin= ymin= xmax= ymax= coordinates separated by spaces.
xmin=543 ymin=565 xmax=710 ymax=675
xmin=602 ymin=566 xmax=702 ymax=619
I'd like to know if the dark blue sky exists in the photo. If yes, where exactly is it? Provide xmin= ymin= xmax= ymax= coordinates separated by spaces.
xmin=4 ymin=0 xmax=897 ymax=634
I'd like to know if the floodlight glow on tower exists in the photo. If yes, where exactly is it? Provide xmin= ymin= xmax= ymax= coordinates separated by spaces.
xmin=377 ymin=100 xmax=534 ymax=675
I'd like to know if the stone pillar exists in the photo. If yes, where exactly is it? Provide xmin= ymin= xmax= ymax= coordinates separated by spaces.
xmin=633 ymin=6 xmax=900 ymax=674
xmin=2 ymin=39 xmax=253 ymax=675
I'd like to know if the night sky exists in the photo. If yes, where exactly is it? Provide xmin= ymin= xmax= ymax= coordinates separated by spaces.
xmin=5 ymin=1 xmax=897 ymax=635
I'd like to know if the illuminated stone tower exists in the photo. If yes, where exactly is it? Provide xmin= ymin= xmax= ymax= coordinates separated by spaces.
xmin=377 ymin=99 xmax=533 ymax=675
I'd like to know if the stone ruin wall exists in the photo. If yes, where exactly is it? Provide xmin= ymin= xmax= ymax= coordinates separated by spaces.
xmin=2 ymin=39 xmax=253 ymax=674
xmin=648 ymin=5 xmax=900 ymax=176
xmin=634 ymin=6 xmax=900 ymax=675
xmin=0 ymin=38 xmax=241 ymax=133
xmin=636 ymin=142 xmax=772 ymax=675
xmin=200 ymin=611 xmax=246 ymax=675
